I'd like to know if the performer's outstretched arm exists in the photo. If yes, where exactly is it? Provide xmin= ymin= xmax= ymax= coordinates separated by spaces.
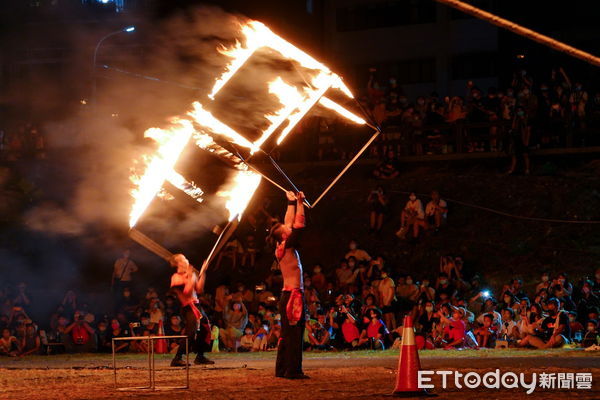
xmin=294 ymin=192 xmax=306 ymax=228
xmin=284 ymin=191 xmax=297 ymax=228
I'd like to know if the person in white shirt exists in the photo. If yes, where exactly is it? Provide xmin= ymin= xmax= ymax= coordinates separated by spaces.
xmin=425 ymin=190 xmax=448 ymax=231
xmin=112 ymin=250 xmax=139 ymax=292
xmin=398 ymin=193 xmax=426 ymax=239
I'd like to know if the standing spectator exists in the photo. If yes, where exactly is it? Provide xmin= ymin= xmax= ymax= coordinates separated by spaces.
xmin=507 ymin=106 xmax=531 ymax=175
xmin=378 ymin=268 xmax=396 ymax=330
xmin=398 ymin=193 xmax=426 ymax=239
xmin=367 ymin=186 xmax=389 ymax=234
xmin=112 ymin=250 xmax=139 ymax=293
xmin=425 ymin=191 xmax=448 ymax=232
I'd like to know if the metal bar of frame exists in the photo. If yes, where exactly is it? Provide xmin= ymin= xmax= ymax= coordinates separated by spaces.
xmin=112 ymin=335 xmax=189 ymax=391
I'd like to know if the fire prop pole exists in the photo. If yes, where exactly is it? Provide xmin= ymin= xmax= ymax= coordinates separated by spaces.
xmin=129 ymin=228 xmax=173 ymax=261
xmin=202 ymin=217 xmax=239 ymax=270
xmin=436 ymin=0 xmax=600 ymax=67
xmin=311 ymin=128 xmax=381 ymax=208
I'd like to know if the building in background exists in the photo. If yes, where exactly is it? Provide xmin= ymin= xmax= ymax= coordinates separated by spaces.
xmin=322 ymin=0 xmax=499 ymax=99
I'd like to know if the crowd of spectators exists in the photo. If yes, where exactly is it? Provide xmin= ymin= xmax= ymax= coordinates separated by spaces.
xmin=316 ymin=66 xmax=600 ymax=167
xmin=2 ymin=238 xmax=599 ymax=357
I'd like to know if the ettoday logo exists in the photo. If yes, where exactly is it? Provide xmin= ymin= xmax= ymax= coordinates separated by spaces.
xmin=418 ymin=370 xmax=593 ymax=394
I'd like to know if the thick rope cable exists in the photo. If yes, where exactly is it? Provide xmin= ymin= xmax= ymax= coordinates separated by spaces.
xmin=435 ymin=0 xmax=600 ymax=67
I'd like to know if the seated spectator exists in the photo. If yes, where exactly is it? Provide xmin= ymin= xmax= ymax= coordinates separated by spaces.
xmin=568 ymin=311 xmax=584 ymax=341
xmin=0 ymin=328 xmax=20 ymax=357
xmin=499 ymin=308 xmax=519 ymax=343
xmin=64 ymin=312 xmax=95 ymax=353
xmin=520 ymin=298 xmax=570 ymax=349
xmin=311 ymin=265 xmax=327 ymax=295
xmin=437 ymin=307 xmax=467 ymax=349
xmin=474 ymin=313 xmax=498 ymax=348
xmin=340 ymin=313 xmax=361 ymax=349
xmin=221 ymin=299 xmax=249 ymax=351
xmin=416 ymin=301 xmax=439 ymax=346
xmin=398 ymin=193 xmax=426 ymax=239
xmin=373 ymin=150 xmax=399 ymax=179
xmin=535 ymin=271 xmax=552 ymax=294
xmin=357 ymin=308 xmax=388 ymax=350
xmin=396 ymin=275 xmax=419 ymax=314
xmin=95 ymin=320 xmax=112 ymax=353
xmin=367 ymin=186 xmax=389 ymax=233
xmin=238 ymin=327 xmax=255 ymax=352
xmin=336 ymin=258 xmax=357 ymax=293
xmin=20 ymin=324 xmax=41 ymax=356
xmin=306 ymin=312 xmax=332 ymax=351
xmin=266 ymin=322 xmax=281 ymax=349
xmin=110 ymin=319 xmax=130 ymax=353
xmin=582 ymin=319 xmax=598 ymax=348
xmin=425 ymin=190 xmax=448 ymax=232
xmin=345 ymin=240 xmax=371 ymax=262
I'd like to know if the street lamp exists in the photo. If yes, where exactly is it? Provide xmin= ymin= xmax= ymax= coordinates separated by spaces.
xmin=91 ymin=26 xmax=136 ymax=109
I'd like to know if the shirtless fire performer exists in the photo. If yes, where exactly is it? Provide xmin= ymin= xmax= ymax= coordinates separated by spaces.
xmin=269 ymin=191 xmax=308 ymax=379
xmin=169 ymin=254 xmax=214 ymax=366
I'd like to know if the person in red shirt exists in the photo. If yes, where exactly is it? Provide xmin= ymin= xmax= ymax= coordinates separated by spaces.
xmin=438 ymin=307 xmax=466 ymax=349
xmin=358 ymin=308 xmax=388 ymax=350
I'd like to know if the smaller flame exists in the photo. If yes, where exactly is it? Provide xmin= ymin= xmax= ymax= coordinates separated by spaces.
xmin=166 ymin=170 xmax=204 ymax=202
xmin=318 ymin=97 xmax=366 ymax=125
xmin=217 ymin=170 xmax=261 ymax=221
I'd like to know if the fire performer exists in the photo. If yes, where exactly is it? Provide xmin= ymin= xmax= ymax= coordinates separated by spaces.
xmin=169 ymin=253 xmax=214 ymax=366
xmin=269 ymin=191 xmax=308 ymax=379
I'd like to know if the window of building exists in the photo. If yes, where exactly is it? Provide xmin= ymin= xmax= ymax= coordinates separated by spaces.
xmin=336 ymin=1 xmax=436 ymax=32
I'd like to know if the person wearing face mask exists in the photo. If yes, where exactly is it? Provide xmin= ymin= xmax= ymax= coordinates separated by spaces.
xmin=582 ymin=319 xmax=599 ymax=348
xmin=345 ymin=240 xmax=371 ymax=262
xmin=507 ymin=105 xmax=531 ymax=175
xmin=417 ymin=301 xmax=438 ymax=340
xmin=221 ymin=299 xmax=249 ymax=352
xmin=535 ymin=272 xmax=552 ymax=293
xmin=109 ymin=319 xmax=129 ymax=353
xmin=520 ymin=298 xmax=570 ymax=349
xmin=398 ymin=193 xmax=426 ymax=239
xmin=377 ymin=269 xmax=397 ymax=331
xmin=577 ymin=281 xmax=599 ymax=321
xmin=336 ymin=258 xmax=357 ymax=293
xmin=311 ymin=265 xmax=327 ymax=295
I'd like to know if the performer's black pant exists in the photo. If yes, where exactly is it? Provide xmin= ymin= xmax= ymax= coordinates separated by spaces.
xmin=275 ymin=290 xmax=305 ymax=377
xmin=176 ymin=305 xmax=211 ymax=359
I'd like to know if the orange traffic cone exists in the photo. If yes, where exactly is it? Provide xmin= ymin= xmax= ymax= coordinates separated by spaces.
xmin=155 ymin=320 xmax=168 ymax=354
xmin=393 ymin=315 xmax=432 ymax=397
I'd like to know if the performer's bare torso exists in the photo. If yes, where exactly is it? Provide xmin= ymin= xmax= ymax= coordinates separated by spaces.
xmin=171 ymin=269 xmax=199 ymax=307
xmin=280 ymin=248 xmax=303 ymax=291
